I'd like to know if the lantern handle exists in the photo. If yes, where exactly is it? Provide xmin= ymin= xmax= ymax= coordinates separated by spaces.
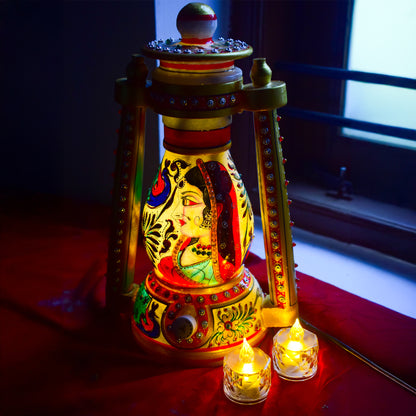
xmin=243 ymin=58 xmax=298 ymax=327
xmin=106 ymin=55 xmax=148 ymax=314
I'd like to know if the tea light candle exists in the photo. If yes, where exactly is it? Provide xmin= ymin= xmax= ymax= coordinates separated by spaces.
xmin=223 ymin=338 xmax=272 ymax=405
xmin=272 ymin=318 xmax=318 ymax=381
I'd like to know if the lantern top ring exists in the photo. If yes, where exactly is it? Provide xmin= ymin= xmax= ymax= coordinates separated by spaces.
xmin=142 ymin=2 xmax=252 ymax=62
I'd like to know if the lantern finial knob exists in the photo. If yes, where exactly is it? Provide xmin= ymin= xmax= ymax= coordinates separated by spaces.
xmin=250 ymin=58 xmax=272 ymax=88
xmin=176 ymin=2 xmax=217 ymax=44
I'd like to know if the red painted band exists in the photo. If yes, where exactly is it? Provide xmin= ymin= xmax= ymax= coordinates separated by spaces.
xmin=178 ymin=13 xmax=217 ymax=21
xmin=164 ymin=126 xmax=231 ymax=149
xmin=181 ymin=37 xmax=213 ymax=45
xmin=160 ymin=60 xmax=234 ymax=71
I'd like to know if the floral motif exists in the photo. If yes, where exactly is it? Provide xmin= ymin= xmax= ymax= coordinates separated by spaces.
xmin=209 ymin=302 xmax=257 ymax=346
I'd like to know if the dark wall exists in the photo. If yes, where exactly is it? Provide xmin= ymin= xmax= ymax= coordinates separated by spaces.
xmin=0 ymin=0 xmax=158 ymax=205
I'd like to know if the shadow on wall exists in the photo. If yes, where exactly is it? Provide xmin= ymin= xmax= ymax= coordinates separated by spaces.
xmin=0 ymin=0 xmax=159 ymax=205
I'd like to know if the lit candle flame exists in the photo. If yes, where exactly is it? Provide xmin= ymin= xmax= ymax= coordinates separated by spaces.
xmin=239 ymin=338 xmax=254 ymax=364
xmin=289 ymin=318 xmax=304 ymax=342
xmin=286 ymin=318 xmax=304 ymax=352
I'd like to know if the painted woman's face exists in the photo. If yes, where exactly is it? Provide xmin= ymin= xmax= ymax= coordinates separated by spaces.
xmin=174 ymin=184 xmax=211 ymax=240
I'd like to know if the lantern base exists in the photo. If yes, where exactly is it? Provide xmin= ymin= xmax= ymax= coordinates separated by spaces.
xmin=132 ymin=323 xmax=268 ymax=367
xmin=131 ymin=268 xmax=267 ymax=366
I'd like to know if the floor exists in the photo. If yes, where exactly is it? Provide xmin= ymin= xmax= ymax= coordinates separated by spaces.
xmin=250 ymin=218 xmax=416 ymax=319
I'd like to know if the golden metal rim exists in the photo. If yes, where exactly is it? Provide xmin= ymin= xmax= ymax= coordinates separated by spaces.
xmin=150 ymin=78 xmax=243 ymax=95
xmin=163 ymin=140 xmax=232 ymax=155
xmin=162 ymin=115 xmax=232 ymax=130
xmin=154 ymin=108 xmax=241 ymax=119
xmin=142 ymin=46 xmax=253 ymax=62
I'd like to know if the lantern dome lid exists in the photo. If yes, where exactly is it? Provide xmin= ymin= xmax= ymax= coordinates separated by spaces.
xmin=142 ymin=2 xmax=252 ymax=62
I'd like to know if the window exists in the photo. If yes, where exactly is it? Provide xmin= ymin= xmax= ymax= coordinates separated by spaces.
xmin=343 ymin=0 xmax=416 ymax=150
xmin=229 ymin=0 xmax=416 ymax=263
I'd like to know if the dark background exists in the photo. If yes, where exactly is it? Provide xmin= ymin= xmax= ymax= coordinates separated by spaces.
xmin=0 ymin=0 xmax=158 ymax=205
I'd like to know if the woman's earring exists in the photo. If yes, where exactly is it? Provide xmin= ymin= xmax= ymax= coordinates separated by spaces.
xmin=201 ymin=210 xmax=213 ymax=229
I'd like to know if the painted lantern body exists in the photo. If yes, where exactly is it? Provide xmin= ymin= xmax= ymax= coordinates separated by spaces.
xmin=106 ymin=2 xmax=299 ymax=364
xmin=144 ymin=152 xmax=252 ymax=288
xmin=132 ymin=131 xmax=267 ymax=363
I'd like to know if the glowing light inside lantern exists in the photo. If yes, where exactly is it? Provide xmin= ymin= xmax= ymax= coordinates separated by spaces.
xmin=223 ymin=338 xmax=271 ymax=405
xmin=272 ymin=319 xmax=319 ymax=381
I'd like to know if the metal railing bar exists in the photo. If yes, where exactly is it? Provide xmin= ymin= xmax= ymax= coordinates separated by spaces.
xmin=275 ymin=61 xmax=416 ymax=90
xmin=279 ymin=107 xmax=416 ymax=141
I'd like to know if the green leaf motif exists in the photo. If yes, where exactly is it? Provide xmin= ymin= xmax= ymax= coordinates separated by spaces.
xmin=142 ymin=211 xmax=163 ymax=264
xmin=209 ymin=302 xmax=257 ymax=347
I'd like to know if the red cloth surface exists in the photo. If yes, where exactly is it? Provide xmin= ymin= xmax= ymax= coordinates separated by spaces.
xmin=1 ymin=196 xmax=415 ymax=415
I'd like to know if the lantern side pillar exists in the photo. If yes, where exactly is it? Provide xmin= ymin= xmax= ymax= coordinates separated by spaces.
xmin=106 ymin=55 xmax=148 ymax=315
xmin=243 ymin=58 xmax=299 ymax=328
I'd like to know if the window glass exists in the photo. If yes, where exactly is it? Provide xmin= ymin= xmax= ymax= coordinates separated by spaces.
xmin=343 ymin=0 xmax=416 ymax=149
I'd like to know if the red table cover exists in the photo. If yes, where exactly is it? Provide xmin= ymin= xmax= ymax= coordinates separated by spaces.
xmin=1 ymin=195 xmax=415 ymax=415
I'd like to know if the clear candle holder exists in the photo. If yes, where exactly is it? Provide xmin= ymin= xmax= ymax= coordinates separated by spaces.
xmin=223 ymin=339 xmax=272 ymax=405
xmin=272 ymin=319 xmax=318 ymax=381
